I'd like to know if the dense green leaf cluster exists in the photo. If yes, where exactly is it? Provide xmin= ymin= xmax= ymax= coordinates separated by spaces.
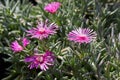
xmin=0 ymin=0 xmax=120 ymax=80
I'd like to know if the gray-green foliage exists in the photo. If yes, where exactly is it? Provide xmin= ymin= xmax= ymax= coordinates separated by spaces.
xmin=0 ymin=0 xmax=120 ymax=80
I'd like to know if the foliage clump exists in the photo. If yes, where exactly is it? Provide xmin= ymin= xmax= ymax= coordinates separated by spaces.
xmin=0 ymin=0 xmax=120 ymax=80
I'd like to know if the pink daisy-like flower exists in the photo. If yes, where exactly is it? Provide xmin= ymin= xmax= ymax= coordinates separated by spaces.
xmin=44 ymin=2 xmax=61 ymax=14
xmin=11 ymin=41 xmax=23 ymax=52
xmin=68 ymin=28 xmax=97 ymax=43
xmin=22 ymin=38 xmax=30 ymax=47
xmin=27 ymin=20 xmax=58 ymax=40
xmin=24 ymin=51 xmax=55 ymax=71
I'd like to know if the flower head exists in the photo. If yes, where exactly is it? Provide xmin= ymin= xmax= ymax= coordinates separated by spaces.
xmin=27 ymin=20 xmax=58 ymax=40
xmin=24 ymin=51 xmax=55 ymax=71
xmin=68 ymin=28 xmax=97 ymax=43
xmin=11 ymin=41 xmax=23 ymax=52
xmin=22 ymin=38 xmax=30 ymax=47
xmin=44 ymin=2 xmax=61 ymax=14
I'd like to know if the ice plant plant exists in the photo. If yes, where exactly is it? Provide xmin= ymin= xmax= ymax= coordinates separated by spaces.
xmin=27 ymin=20 xmax=58 ymax=40
xmin=24 ymin=51 xmax=55 ymax=71
xmin=44 ymin=2 xmax=61 ymax=14
xmin=11 ymin=40 xmax=23 ymax=52
xmin=68 ymin=28 xmax=97 ymax=44
xmin=22 ymin=38 xmax=30 ymax=47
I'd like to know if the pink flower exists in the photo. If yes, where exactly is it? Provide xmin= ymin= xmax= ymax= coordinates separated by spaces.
xmin=27 ymin=20 xmax=58 ymax=40
xmin=11 ymin=41 xmax=23 ymax=52
xmin=44 ymin=2 xmax=61 ymax=14
xmin=68 ymin=28 xmax=97 ymax=43
xmin=24 ymin=51 xmax=55 ymax=71
xmin=22 ymin=38 xmax=30 ymax=47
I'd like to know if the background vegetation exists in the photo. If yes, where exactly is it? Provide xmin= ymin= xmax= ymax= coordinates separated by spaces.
xmin=0 ymin=0 xmax=120 ymax=80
